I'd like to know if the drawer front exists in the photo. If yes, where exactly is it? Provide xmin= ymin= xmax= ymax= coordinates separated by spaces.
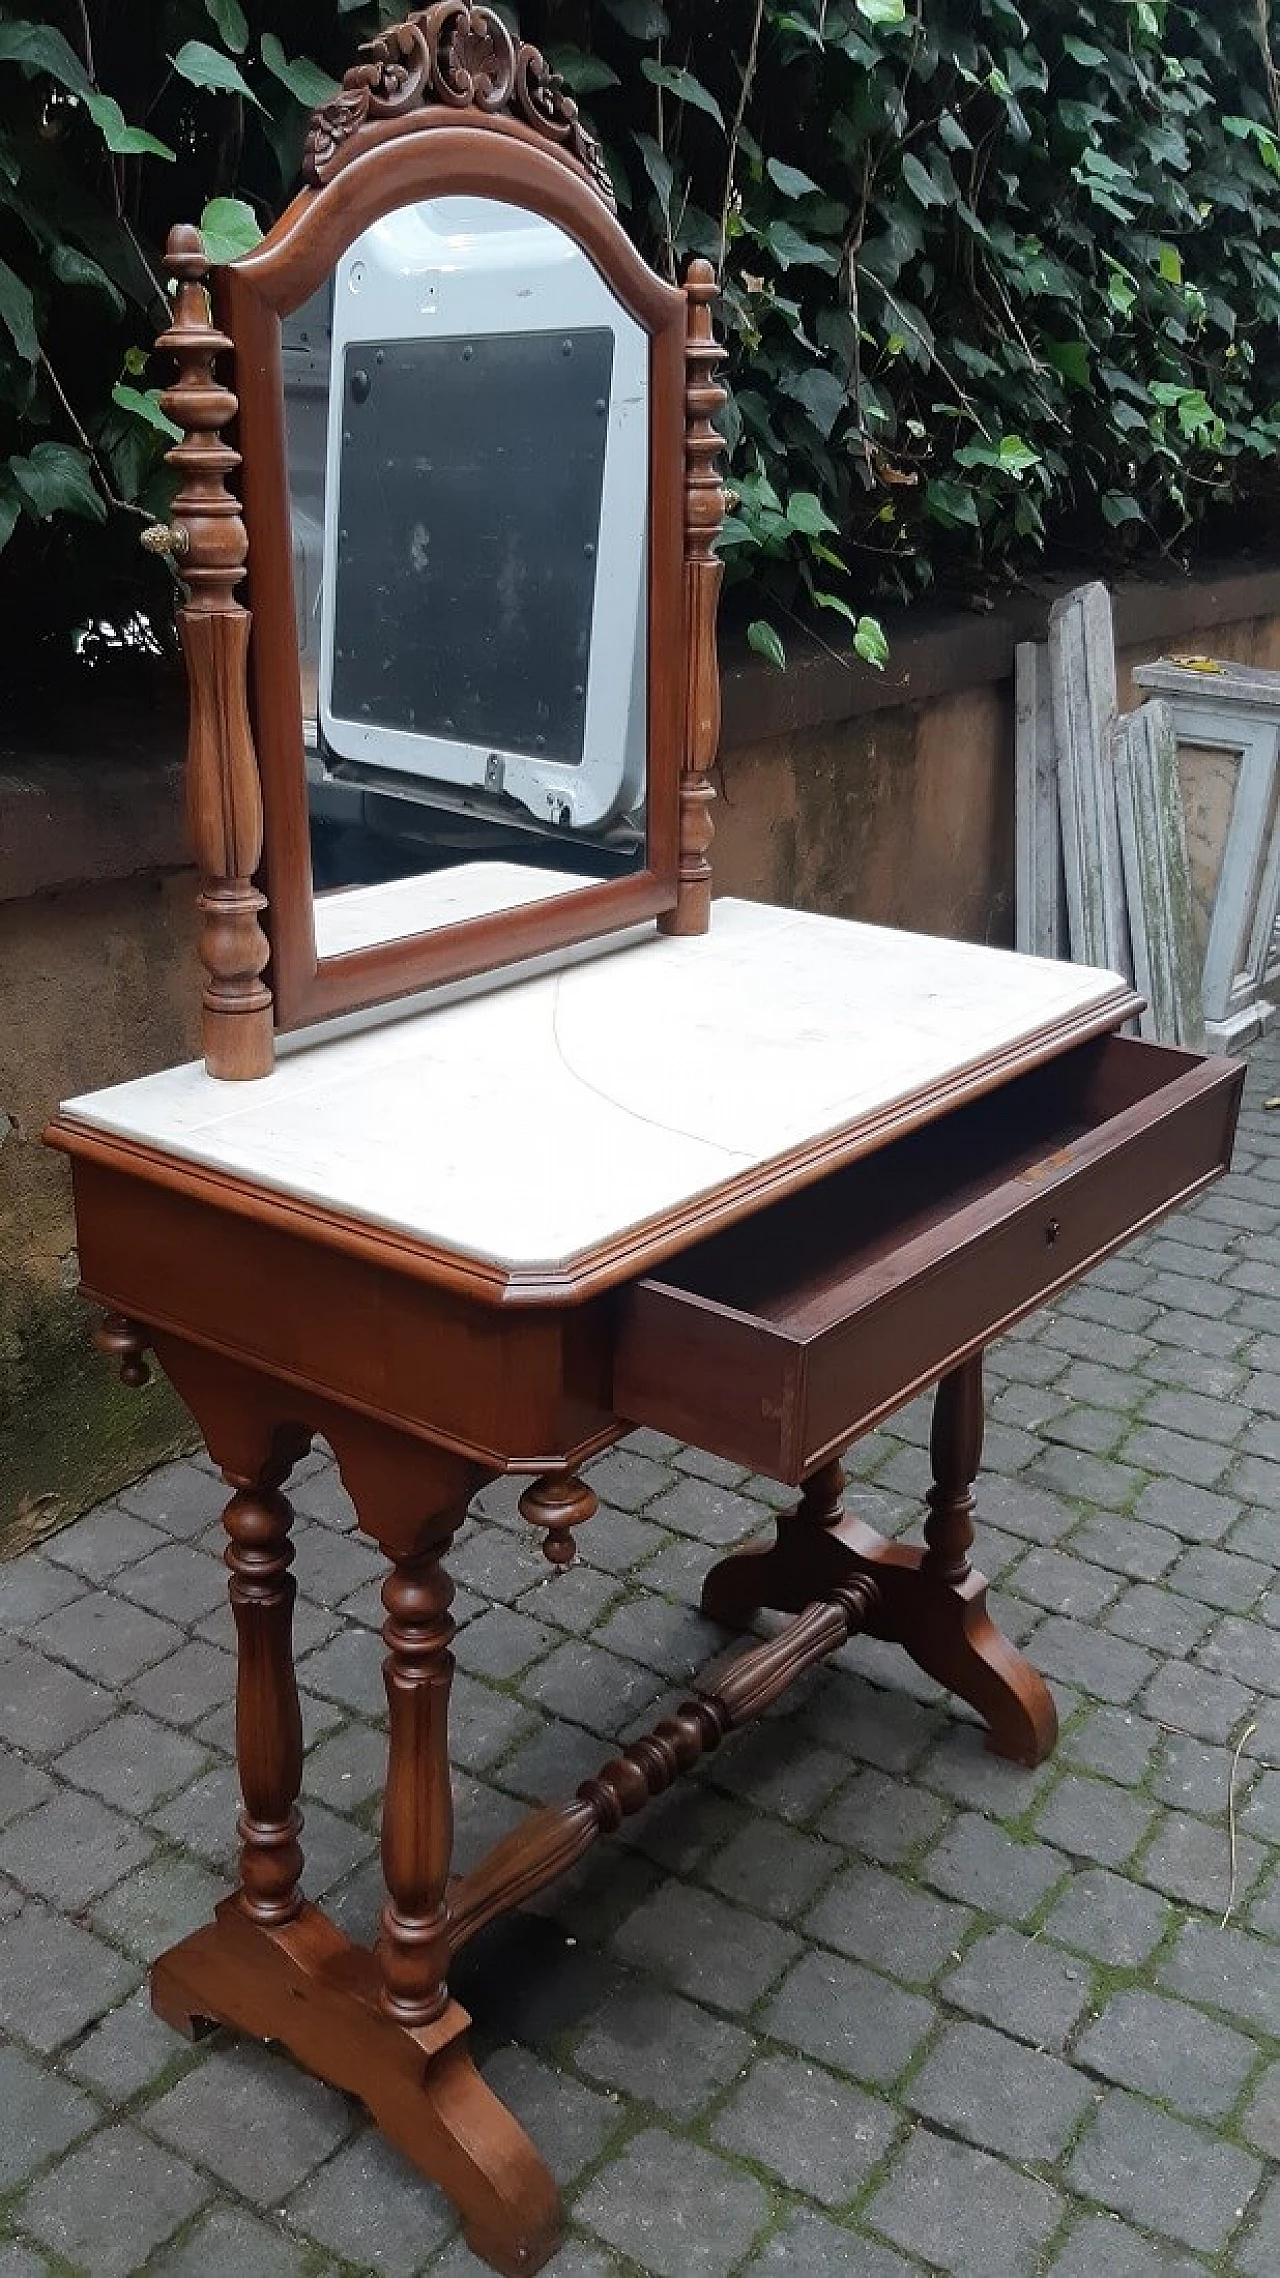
xmin=613 ymin=1047 xmax=1243 ymax=1482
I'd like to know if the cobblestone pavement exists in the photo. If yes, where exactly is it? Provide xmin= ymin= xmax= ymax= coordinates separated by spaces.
xmin=4 ymin=1036 xmax=1280 ymax=2276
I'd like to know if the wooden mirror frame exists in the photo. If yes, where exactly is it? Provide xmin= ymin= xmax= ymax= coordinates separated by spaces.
xmin=153 ymin=3 xmax=726 ymax=1077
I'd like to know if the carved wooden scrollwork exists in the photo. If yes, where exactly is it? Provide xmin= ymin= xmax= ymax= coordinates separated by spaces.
xmin=303 ymin=3 xmax=617 ymax=210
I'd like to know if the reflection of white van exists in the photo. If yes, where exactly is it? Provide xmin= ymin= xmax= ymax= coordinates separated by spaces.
xmin=282 ymin=197 xmax=649 ymax=879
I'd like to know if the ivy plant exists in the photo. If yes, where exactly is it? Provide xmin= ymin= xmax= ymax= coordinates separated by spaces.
xmin=3 ymin=0 xmax=1280 ymax=682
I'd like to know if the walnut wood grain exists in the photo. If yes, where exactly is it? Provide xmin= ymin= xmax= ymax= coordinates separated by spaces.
xmin=660 ymin=257 xmax=727 ymax=938
xmin=93 ymin=1311 xmax=151 ymax=1387
xmin=448 ymin=1576 xmax=879 ymax=1953
xmin=517 ymin=1472 xmax=598 ymax=1567
xmin=157 ymin=225 xmax=273 ymax=1080
xmin=378 ymin=1543 xmax=457 ymax=2025
xmin=304 ymin=3 xmax=616 ymax=210
xmin=222 ymin=1477 xmax=305 ymax=1923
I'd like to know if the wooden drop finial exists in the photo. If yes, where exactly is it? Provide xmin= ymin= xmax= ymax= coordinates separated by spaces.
xmin=660 ymin=256 xmax=727 ymax=940
xmin=518 ymin=1473 xmax=598 ymax=1567
xmin=156 ymin=223 xmax=274 ymax=1081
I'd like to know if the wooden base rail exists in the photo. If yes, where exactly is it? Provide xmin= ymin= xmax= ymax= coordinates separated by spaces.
xmin=446 ymin=1578 xmax=880 ymax=1957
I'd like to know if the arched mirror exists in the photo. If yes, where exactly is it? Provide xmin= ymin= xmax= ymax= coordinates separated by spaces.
xmin=154 ymin=5 xmax=725 ymax=1074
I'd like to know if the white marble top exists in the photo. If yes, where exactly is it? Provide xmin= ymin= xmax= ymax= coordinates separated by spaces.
xmin=313 ymin=861 xmax=601 ymax=960
xmin=61 ymin=900 xmax=1129 ymax=1276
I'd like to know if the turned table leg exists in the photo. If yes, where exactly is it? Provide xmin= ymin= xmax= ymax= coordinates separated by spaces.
xmin=701 ymin=1353 xmax=1058 ymax=1767
xmin=378 ymin=1542 xmax=455 ymax=2024
xmin=224 ymin=1473 xmax=304 ymax=1923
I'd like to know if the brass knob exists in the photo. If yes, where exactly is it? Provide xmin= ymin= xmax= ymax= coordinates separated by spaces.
xmin=140 ymin=521 xmax=189 ymax=559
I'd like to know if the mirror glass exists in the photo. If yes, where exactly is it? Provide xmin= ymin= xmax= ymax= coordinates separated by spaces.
xmin=280 ymin=195 xmax=650 ymax=964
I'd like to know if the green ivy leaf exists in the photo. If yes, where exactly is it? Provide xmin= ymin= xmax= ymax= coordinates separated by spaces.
xmin=786 ymin=489 xmax=839 ymax=536
xmin=901 ymin=152 xmax=948 ymax=208
xmin=0 ymin=21 xmax=91 ymax=98
xmin=1063 ymin=36 xmax=1107 ymax=66
xmin=857 ymin=0 xmax=907 ymax=22
xmin=855 ymin=614 xmax=890 ymax=668
xmin=10 ymin=440 xmax=105 ymax=522
xmin=0 ymin=469 xmax=20 ymax=554
xmin=198 ymin=196 xmax=264 ymax=265
xmin=546 ymin=47 xmax=620 ymax=95
xmin=640 ymin=60 xmax=724 ymax=130
xmin=926 ymin=476 xmax=981 ymax=528
xmin=82 ymin=91 xmax=175 ymax=161
xmin=112 ymin=383 xmax=183 ymax=441
xmin=0 ymin=257 xmax=37 ymax=364
xmin=1102 ymin=492 xmax=1144 ymax=526
xmin=259 ymin=35 xmax=340 ymax=110
xmin=204 ymin=0 xmax=250 ymax=54
xmin=50 ymin=243 xmax=125 ymax=315
xmin=762 ymin=220 xmax=839 ymax=272
xmin=767 ymin=158 xmax=824 ymax=199
xmin=747 ymin=617 xmax=787 ymax=670
xmin=601 ymin=0 xmax=671 ymax=37
xmin=170 ymin=39 xmax=266 ymax=109
xmin=781 ymin=365 xmax=847 ymax=438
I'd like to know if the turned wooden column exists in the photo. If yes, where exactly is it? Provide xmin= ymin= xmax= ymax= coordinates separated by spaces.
xmin=378 ymin=1540 xmax=457 ymax=2026
xmin=923 ymin=1354 xmax=984 ymax=1586
xmin=222 ymin=1474 xmax=304 ymax=1923
xmin=796 ymin=1457 xmax=847 ymax=1533
xmin=659 ymin=256 xmax=727 ymax=938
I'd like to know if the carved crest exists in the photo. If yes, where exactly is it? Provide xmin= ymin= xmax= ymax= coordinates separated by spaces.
xmin=303 ymin=2 xmax=616 ymax=210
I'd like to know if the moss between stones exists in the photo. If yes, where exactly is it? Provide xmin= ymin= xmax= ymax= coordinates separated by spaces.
xmin=0 ymin=1277 xmax=196 ymax=1560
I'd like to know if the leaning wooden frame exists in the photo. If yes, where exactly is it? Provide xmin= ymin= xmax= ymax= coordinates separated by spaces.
xmin=148 ymin=0 xmax=727 ymax=1073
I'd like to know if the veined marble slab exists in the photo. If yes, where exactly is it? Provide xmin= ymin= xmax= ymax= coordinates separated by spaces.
xmin=313 ymin=861 xmax=601 ymax=960
xmin=61 ymin=901 xmax=1129 ymax=1274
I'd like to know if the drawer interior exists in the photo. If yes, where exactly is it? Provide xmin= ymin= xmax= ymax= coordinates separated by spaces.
xmin=641 ymin=1033 xmax=1217 ymax=1337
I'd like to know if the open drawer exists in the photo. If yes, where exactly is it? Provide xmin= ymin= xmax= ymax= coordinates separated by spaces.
xmin=613 ymin=1035 xmax=1244 ymax=1483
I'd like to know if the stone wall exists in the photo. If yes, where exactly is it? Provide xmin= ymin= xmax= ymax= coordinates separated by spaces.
xmin=4 ymin=564 xmax=1280 ymax=1547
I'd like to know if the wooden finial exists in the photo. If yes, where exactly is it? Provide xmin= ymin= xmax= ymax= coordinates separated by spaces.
xmin=660 ymin=256 xmax=727 ymax=940
xmin=156 ymin=223 xmax=274 ymax=1080
xmin=518 ymin=1473 xmax=599 ymax=1567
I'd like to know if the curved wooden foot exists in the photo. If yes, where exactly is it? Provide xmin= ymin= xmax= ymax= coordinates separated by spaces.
xmin=151 ymin=1898 xmax=563 ymax=2276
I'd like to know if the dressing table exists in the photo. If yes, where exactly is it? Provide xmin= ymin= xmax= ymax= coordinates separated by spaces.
xmin=46 ymin=10 xmax=1244 ymax=2272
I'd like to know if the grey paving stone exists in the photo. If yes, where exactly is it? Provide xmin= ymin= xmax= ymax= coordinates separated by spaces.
xmin=940 ymin=1924 xmax=1091 ymax=2051
xmin=1069 ymin=1512 xmax=1181 ymax=1581
xmin=0 ymin=1749 xmax=54 ymax=1829
xmin=1005 ymin=1546 xmax=1120 ymax=1620
xmin=91 ymin=1851 xmax=226 ymax=1961
xmin=483 ymin=2046 xmax=625 ymax=2184
xmin=1041 ymin=1403 xmax=1127 ymax=1457
xmin=1242 ymin=2059 xmax=1280 ymax=2159
xmin=578 ymin=1502 xmax=666 ymax=1576
xmin=128 ymin=1638 xmax=237 ymax=1728
xmin=991 ymin=1380 xmax=1069 ymax=1432
xmin=866 ymin=2124 xmax=1061 ymax=2277
xmin=1076 ymin=1986 xmax=1256 ymax=2121
xmin=702 ymin=1814 xmax=838 ymax=1922
xmin=1043 ymin=1866 xmax=1170 ymax=1968
xmin=517 ymin=1561 xmax=620 ymax=1636
xmin=743 ymin=2210 xmax=918 ymax=2277
xmin=1048 ymin=2213 xmax=1209 ymax=2278
xmin=617 ymin=1780 xmax=740 ymax=1878
xmin=19 ymin=2121 xmax=210 ymax=2278
xmin=1028 ymin=1616 xmax=1153 ymax=1704
xmin=1138 ymin=1810 xmax=1265 ymax=1915
xmin=56 ymin=1708 xmax=210 ymax=1818
xmin=0 ymin=1897 xmax=138 ymax=2054
xmin=1140 ymin=1658 xmax=1256 ymax=1743
xmin=286 ymin=2126 xmax=454 ymax=2272
xmin=32 ymin=1591 xmax=182 ymax=1687
xmin=1068 ymin=2089 xmax=1261 ymax=2255
xmin=453 ymin=1605 xmax=554 ymax=1682
xmin=147 ymin=2038 xmax=351 ymax=2202
xmin=297 ymin=1622 xmax=385 ymax=1715
xmin=1151 ymin=1731 xmax=1242 ymax=1819
xmin=820 ymin=1766 xmax=951 ymax=1862
xmin=0 ymin=2247 xmax=55 ymax=2278
xmin=1134 ymin=1477 xmax=1240 ymax=1544
xmin=641 ymin=1477 xmax=766 ymax=1548
xmin=1053 ymin=1358 xmax=1143 ymax=1412
xmin=113 ymin=1541 xmax=228 ymax=1623
xmin=1160 ymin=1917 xmax=1280 ymax=2037
xmin=430 ymin=2241 xmax=614 ymax=2278
xmin=520 ymin=1640 xmax=664 ymax=1736
xmin=804 ymin=1860 xmax=971 ymax=1985
xmin=1169 ymin=1541 xmax=1270 ymax=1612
xmin=0 ymin=2041 xmax=98 ymax=2189
xmin=921 ymin=1811 xmax=1065 ymax=1922
xmin=1236 ymin=2176 xmax=1280 ymax=2278
xmin=760 ymin=1949 xmax=935 ymax=2086
xmin=498 ymin=1715 xmax=612 ymax=1804
xmin=613 ymin=1880 xmax=797 ymax=2013
xmin=1228 ymin=1451 xmax=1280 ymax=1504
xmin=584 ymin=1447 xmax=674 ymax=1510
xmin=674 ymin=1445 xmax=752 ymax=1487
xmin=1119 ymin=1424 xmax=1233 ymax=1487
xmin=302 ymin=1714 xmax=386 ymax=1816
xmin=918 ymin=1724 xmax=1054 ymax=1822
xmin=1034 ymin=1771 xmax=1157 ymax=1868
xmin=1199 ymin=1613 xmax=1280 ymax=1695
xmin=1227 ymin=1505 xmax=1280 ymax=1562
xmin=45 ymin=1506 xmax=167 ymax=1581
xmin=64 ymin=1983 xmax=185 ymax=2102
xmin=0 ymin=1553 xmax=88 ymax=1627
xmin=149 ymin=2202 xmax=317 ymax=2277
xmin=1061 ymin=1281 xmax=1158 ymax=1333
xmin=451 ymin=1672 xmax=539 ymax=1775
xmin=795 ymin=1672 xmax=942 ymax=1774
xmin=576 ymin=2128 xmax=772 ymax=2275
xmin=906 ymin=2017 xmax=1093 ymax=2161
xmin=591 ymin=1591 xmax=719 ymax=1683
xmin=713 ymin=2050 xmax=897 ymax=2205
xmin=0 ymin=1785 xmax=155 ymax=1909
xmin=0 ymin=1636 xmax=111 ymax=1756
xmin=1141 ymin=1385 xmax=1247 ymax=1445
xmin=1060 ymin=1703 xmax=1158 ymax=1786
xmin=573 ymin=1978 xmax=752 ymax=2119
xmin=705 ymin=1718 xmax=849 ymax=1825
xmin=118 ymin=1460 xmax=223 ymax=1538
xmin=959 ymin=1473 xmax=1079 ymax=1546
xmin=1104 ymin=1581 xmax=1217 ymax=1656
